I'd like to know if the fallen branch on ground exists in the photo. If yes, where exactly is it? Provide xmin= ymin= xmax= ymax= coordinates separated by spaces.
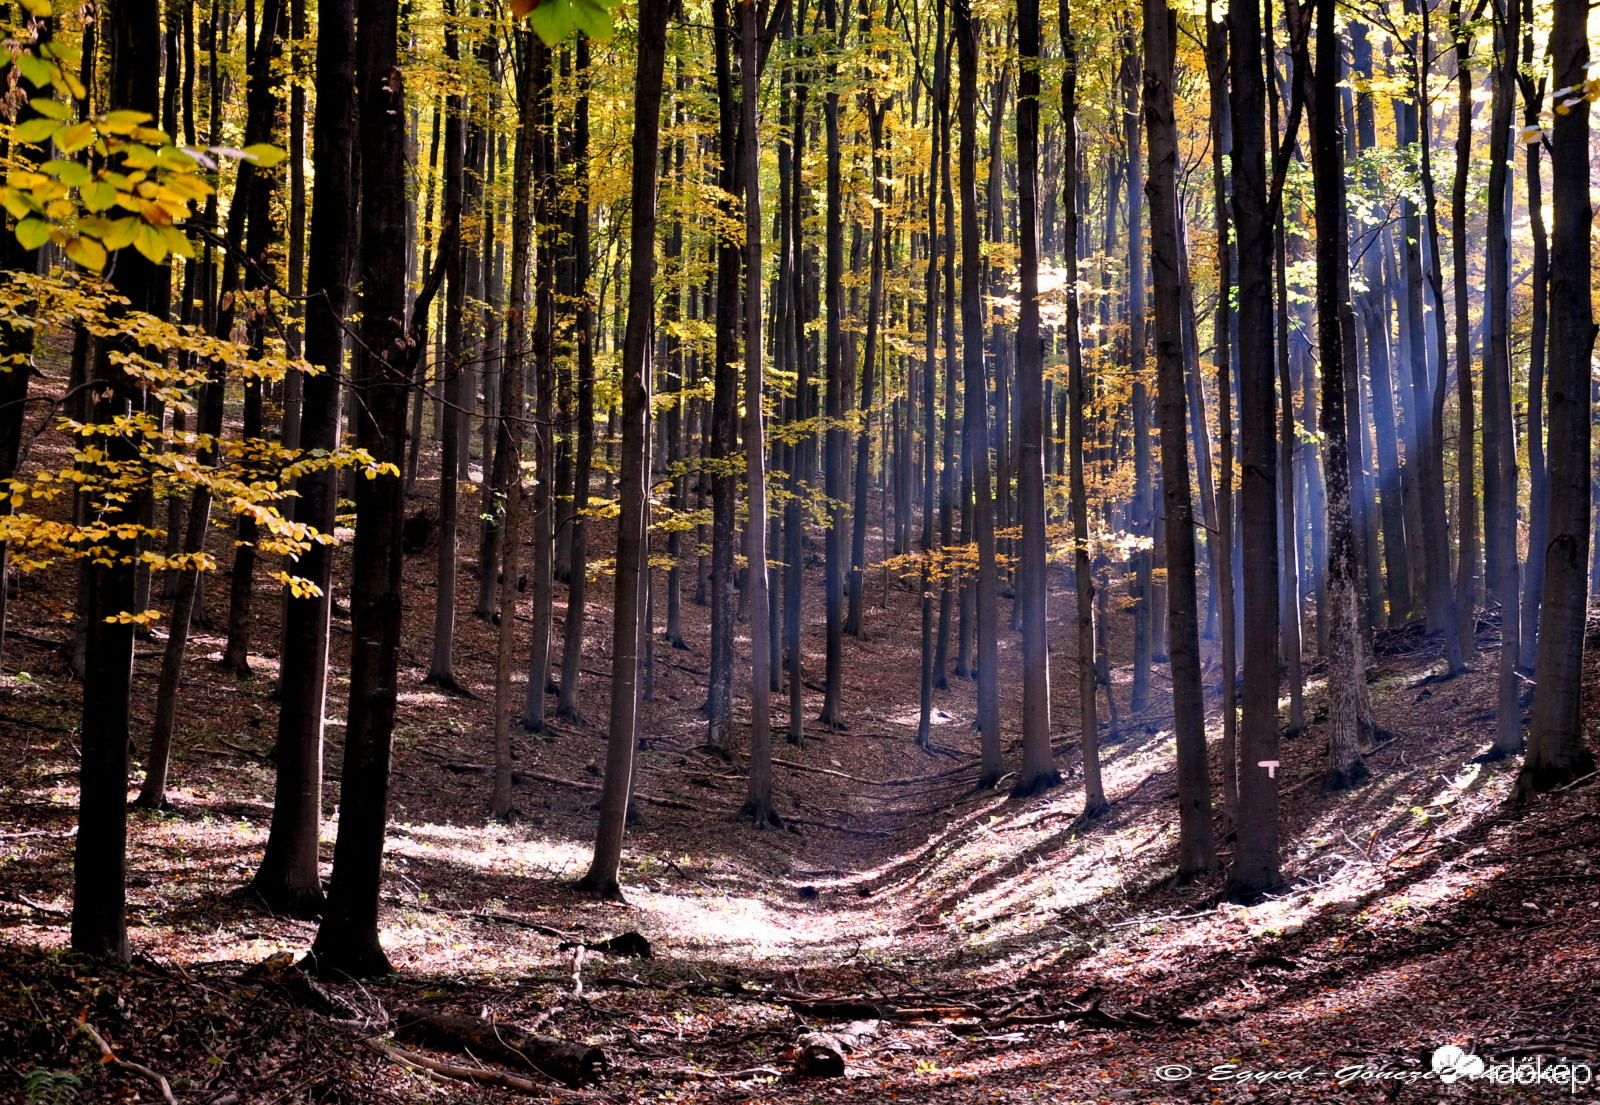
xmin=79 ymin=1021 xmax=177 ymax=1105
xmin=392 ymin=1004 xmax=606 ymax=1087
xmin=363 ymin=1037 xmax=586 ymax=1095
xmin=1 ymin=892 xmax=70 ymax=917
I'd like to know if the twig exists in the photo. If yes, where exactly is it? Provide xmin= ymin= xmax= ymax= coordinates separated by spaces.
xmin=79 ymin=1021 xmax=178 ymax=1105
xmin=2 ymin=892 xmax=70 ymax=916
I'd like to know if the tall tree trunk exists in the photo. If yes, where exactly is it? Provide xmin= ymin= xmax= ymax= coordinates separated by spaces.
xmin=1013 ymin=0 xmax=1056 ymax=797
xmin=819 ymin=0 xmax=847 ymax=728
xmin=1413 ymin=0 xmax=1465 ymax=675
xmin=1205 ymin=0 xmax=1238 ymax=826
xmin=1269 ymin=80 xmax=1305 ymax=739
xmin=1449 ymin=1 xmax=1479 ymax=661
xmin=492 ymin=32 xmax=539 ymax=821
xmin=1311 ymin=0 xmax=1372 ymax=790
xmin=310 ymin=0 xmax=416 ymax=976
xmin=1145 ymin=0 xmax=1213 ymax=872
xmin=847 ymin=100 xmax=886 ymax=640
xmin=916 ymin=3 xmax=945 ymax=750
xmin=1521 ymin=0 xmax=1597 ymax=795
xmin=741 ymin=0 xmax=777 ymax=827
xmin=1482 ymin=0 xmax=1520 ymax=758
xmin=74 ymin=0 xmax=164 ymax=961
xmin=1228 ymin=0 xmax=1281 ymax=896
xmin=1517 ymin=0 xmax=1547 ymax=675
xmin=426 ymin=10 xmax=468 ymax=694
xmin=249 ymin=0 xmax=358 ymax=919
xmin=522 ymin=41 xmax=557 ymax=732
xmin=706 ymin=0 xmax=740 ymax=752
xmin=558 ymin=37 xmax=596 ymax=722
xmin=578 ymin=0 xmax=667 ymax=898
xmin=1061 ymin=0 xmax=1102 ymax=814
xmin=954 ymin=0 xmax=1002 ymax=787
xmin=1123 ymin=32 xmax=1151 ymax=715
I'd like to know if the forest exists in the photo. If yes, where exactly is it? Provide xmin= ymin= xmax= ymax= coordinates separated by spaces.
xmin=0 ymin=0 xmax=1597 ymax=1096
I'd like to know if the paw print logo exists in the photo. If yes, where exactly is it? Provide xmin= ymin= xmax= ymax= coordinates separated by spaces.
xmin=1431 ymin=1045 xmax=1486 ymax=1083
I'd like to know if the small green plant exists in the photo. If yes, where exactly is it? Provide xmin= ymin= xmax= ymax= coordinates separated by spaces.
xmin=24 ymin=1068 xmax=81 ymax=1105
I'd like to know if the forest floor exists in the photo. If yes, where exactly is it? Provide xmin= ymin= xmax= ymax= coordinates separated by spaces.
xmin=2 ymin=363 xmax=1598 ymax=1102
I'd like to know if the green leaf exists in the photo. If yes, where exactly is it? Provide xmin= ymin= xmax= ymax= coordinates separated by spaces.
xmin=103 ymin=110 xmax=153 ymax=127
xmin=40 ymin=41 xmax=80 ymax=67
xmin=0 ymin=188 xmax=35 ymax=220
xmin=132 ymin=222 xmax=167 ymax=263
xmin=80 ymin=180 xmax=116 ymax=211
xmin=527 ymin=0 xmax=575 ymax=45
xmin=43 ymin=159 xmax=91 ymax=187
xmin=241 ymin=143 xmax=286 ymax=168
xmin=11 ymin=117 xmax=61 ymax=145
xmin=101 ymin=217 xmax=139 ymax=251
xmin=15 ymin=218 xmax=52 ymax=251
xmin=17 ymin=53 xmax=53 ymax=89
xmin=18 ymin=0 xmax=51 ymax=16
xmin=56 ymin=120 xmax=94 ymax=153
xmin=569 ymin=0 xmax=616 ymax=43
xmin=28 ymin=96 xmax=73 ymax=121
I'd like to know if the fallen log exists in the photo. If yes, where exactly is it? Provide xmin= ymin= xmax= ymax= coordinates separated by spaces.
xmin=391 ymin=1005 xmax=606 ymax=1087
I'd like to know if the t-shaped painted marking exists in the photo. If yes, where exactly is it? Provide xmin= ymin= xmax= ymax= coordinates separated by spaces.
xmin=1258 ymin=760 xmax=1280 ymax=778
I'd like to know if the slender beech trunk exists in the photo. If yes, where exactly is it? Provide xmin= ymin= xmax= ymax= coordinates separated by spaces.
xmin=954 ymin=0 xmax=1001 ymax=785
xmin=558 ymin=38 xmax=596 ymax=722
xmin=1014 ymin=0 xmax=1056 ymax=798
xmin=707 ymin=0 xmax=740 ymax=751
xmin=426 ymin=15 xmax=468 ymax=693
xmin=916 ymin=4 xmax=945 ymax=750
xmin=1517 ymin=0 xmax=1547 ymax=675
xmin=819 ymin=0 xmax=847 ymax=728
xmin=74 ymin=0 xmax=163 ymax=961
xmin=1521 ymin=0 xmax=1597 ymax=795
xmin=492 ymin=33 xmax=538 ymax=821
xmin=847 ymin=100 xmax=886 ymax=640
xmin=1205 ymin=0 xmax=1238 ymax=826
xmin=1062 ymin=3 xmax=1103 ymax=815
xmin=1482 ymin=0 xmax=1520 ymax=757
xmin=1229 ymin=0 xmax=1281 ymax=896
xmin=741 ymin=0 xmax=777 ymax=826
xmin=1311 ymin=0 xmax=1371 ymax=790
xmin=1414 ymin=0 xmax=1465 ymax=674
xmin=522 ymin=42 xmax=557 ymax=732
xmin=249 ymin=0 xmax=358 ymax=918
xmin=310 ymin=0 xmax=421 ymax=977
xmin=578 ymin=0 xmax=666 ymax=898
xmin=1449 ymin=2 xmax=1479 ymax=660
xmin=1124 ymin=34 xmax=1151 ymax=715
xmin=1145 ymin=0 xmax=1213 ymax=872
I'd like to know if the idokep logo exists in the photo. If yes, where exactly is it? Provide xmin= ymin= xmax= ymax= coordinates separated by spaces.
xmin=1431 ymin=1045 xmax=1595 ymax=1094
xmin=1431 ymin=1046 xmax=1486 ymax=1083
